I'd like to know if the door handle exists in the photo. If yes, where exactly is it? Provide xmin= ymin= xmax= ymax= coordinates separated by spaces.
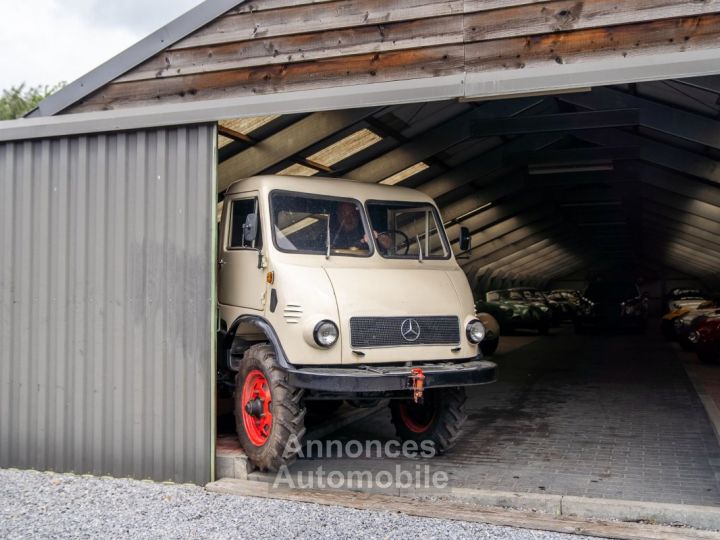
xmin=218 ymin=259 xmax=227 ymax=267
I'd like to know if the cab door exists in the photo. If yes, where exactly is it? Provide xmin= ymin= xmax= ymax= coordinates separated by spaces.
xmin=218 ymin=194 xmax=267 ymax=311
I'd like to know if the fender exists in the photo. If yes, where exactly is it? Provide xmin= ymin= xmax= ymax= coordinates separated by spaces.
xmin=223 ymin=314 xmax=293 ymax=369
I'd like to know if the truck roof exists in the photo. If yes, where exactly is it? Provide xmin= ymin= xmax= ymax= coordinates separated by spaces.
xmin=224 ymin=175 xmax=437 ymax=205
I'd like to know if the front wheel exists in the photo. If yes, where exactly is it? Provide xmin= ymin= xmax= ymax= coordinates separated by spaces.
xmin=234 ymin=344 xmax=306 ymax=471
xmin=389 ymin=387 xmax=467 ymax=455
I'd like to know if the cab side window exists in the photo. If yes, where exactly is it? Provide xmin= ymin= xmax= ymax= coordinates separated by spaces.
xmin=229 ymin=198 xmax=262 ymax=249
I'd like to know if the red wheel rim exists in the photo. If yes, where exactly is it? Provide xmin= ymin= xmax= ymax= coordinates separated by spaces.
xmin=241 ymin=369 xmax=273 ymax=446
xmin=398 ymin=400 xmax=435 ymax=434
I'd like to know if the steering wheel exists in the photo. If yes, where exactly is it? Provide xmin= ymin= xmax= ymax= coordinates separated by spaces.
xmin=376 ymin=229 xmax=410 ymax=255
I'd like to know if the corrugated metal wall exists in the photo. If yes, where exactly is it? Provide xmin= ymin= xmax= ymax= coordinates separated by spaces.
xmin=0 ymin=124 xmax=216 ymax=484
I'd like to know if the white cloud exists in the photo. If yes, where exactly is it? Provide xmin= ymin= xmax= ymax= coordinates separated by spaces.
xmin=0 ymin=0 xmax=203 ymax=90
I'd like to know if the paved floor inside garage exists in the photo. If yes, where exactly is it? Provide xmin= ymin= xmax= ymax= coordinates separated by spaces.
xmin=260 ymin=326 xmax=720 ymax=506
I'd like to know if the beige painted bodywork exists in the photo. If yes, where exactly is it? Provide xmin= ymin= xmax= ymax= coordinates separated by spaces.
xmin=218 ymin=175 xmax=479 ymax=366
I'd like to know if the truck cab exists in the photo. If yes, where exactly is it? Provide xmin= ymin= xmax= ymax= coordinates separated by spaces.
xmin=217 ymin=175 xmax=496 ymax=470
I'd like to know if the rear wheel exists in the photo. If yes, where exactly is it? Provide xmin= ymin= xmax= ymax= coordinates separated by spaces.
xmin=389 ymin=387 xmax=467 ymax=454
xmin=234 ymin=344 xmax=306 ymax=471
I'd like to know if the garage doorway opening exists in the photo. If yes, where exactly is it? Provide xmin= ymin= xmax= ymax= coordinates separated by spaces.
xmin=212 ymin=76 xmax=720 ymax=508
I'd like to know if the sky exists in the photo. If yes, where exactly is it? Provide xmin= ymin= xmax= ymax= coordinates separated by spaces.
xmin=0 ymin=0 xmax=205 ymax=90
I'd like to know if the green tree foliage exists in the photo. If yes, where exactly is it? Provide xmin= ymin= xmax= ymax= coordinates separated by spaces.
xmin=0 ymin=82 xmax=65 ymax=120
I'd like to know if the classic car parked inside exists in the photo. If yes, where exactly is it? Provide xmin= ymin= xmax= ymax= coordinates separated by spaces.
xmin=689 ymin=315 xmax=720 ymax=364
xmin=476 ymin=288 xmax=552 ymax=335
xmin=664 ymin=288 xmax=709 ymax=314
xmin=663 ymin=299 xmax=716 ymax=342
xmin=674 ymin=301 xmax=720 ymax=351
xmin=545 ymin=289 xmax=582 ymax=323
xmin=574 ymin=281 xmax=648 ymax=333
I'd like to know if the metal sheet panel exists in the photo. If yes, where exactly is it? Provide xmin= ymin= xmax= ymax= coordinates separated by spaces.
xmin=0 ymin=125 xmax=216 ymax=484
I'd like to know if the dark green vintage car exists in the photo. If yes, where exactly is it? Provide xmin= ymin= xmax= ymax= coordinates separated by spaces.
xmin=475 ymin=288 xmax=553 ymax=335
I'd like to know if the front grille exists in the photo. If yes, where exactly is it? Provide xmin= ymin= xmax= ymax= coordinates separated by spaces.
xmin=350 ymin=316 xmax=460 ymax=348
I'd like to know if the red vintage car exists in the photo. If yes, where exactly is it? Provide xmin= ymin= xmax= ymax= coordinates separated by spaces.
xmin=689 ymin=316 xmax=720 ymax=364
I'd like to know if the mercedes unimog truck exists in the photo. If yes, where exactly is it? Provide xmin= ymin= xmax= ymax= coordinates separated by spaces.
xmin=217 ymin=176 xmax=497 ymax=470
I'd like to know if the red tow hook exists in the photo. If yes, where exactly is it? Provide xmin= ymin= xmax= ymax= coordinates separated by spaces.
xmin=410 ymin=367 xmax=425 ymax=403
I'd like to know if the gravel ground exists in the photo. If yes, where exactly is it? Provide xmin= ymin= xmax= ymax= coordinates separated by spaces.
xmin=0 ymin=469 xmax=600 ymax=540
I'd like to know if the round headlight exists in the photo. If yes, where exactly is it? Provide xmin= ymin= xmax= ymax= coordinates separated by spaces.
xmin=689 ymin=331 xmax=700 ymax=344
xmin=314 ymin=320 xmax=339 ymax=348
xmin=466 ymin=319 xmax=486 ymax=344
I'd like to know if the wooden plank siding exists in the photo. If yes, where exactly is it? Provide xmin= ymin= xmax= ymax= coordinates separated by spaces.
xmin=66 ymin=0 xmax=720 ymax=113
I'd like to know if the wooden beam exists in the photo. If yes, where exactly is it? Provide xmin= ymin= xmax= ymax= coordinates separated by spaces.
xmin=465 ymin=0 xmax=720 ymax=43
xmin=419 ymin=133 xmax=563 ymax=200
xmin=675 ymin=75 xmax=720 ymax=94
xmin=465 ymin=14 xmax=720 ymax=76
xmin=516 ymin=252 xmax=584 ymax=279
xmin=477 ymin=234 xmax=574 ymax=275
xmin=174 ymin=1 xmax=465 ymax=49
xmin=217 ymin=124 xmax=254 ymax=144
xmin=446 ymin=193 xmax=543 ymax=244
xmin=345 ymin=97 xmax=543 ymax=183
xmin=572 ymin=128 xmax=720 ymax=186
xmin=469 ymin=109 xmax=639 ymax=137
xmin=467 ymin=224 xmax=569 ymax=282
xmin=505 ymin=244 xmax=584 ymax=274
xmin=640 ymin=165 xmax=720 ymax=208
xmin=460 ymin=216 xmax=565 ymax=270
xmin=643 ymin=209 xmax=720 ymax=249
xmin=560 ymin=87 xmax=720 ymax=150
xmin=643 ymin=224 xmax=720 ymax=260
xmin=641 ymin=185 xmax=720 ymax=227
xmin=529 ymin=145 xmax=640 ymax=166
xmin=218 ymin=107 xmax=381 ymax=191
xmin=74 ymin=45 xmax=466 ymax=112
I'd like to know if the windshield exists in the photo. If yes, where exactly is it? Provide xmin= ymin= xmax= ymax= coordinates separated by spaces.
xmin=271 ymin=192 xmax=372 ymax=256
xmin=366 ymin=201 xmax=450 ymax=259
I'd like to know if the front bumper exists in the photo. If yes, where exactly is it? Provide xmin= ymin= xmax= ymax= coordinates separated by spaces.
xmin=286 ymin=359 xmax=496 ymax=392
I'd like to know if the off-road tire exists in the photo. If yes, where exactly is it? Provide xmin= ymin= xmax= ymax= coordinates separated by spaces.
xmin=234 ymin=344 xmax=306 ymax=471
xmin=389 ymin=387 xmax=467 ymax=455
xmin=480 ymin=337 xmax=499 ymax=356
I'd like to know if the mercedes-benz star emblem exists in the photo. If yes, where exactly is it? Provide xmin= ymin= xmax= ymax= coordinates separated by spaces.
xmin=400 ymin=318 xmax=421 ymax=342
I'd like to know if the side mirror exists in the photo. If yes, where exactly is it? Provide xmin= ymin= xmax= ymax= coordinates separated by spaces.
xmin=459 ymin=227 xmax=471 ymax=251
xmin=243 ymin=213 xmax=258 ymax=245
